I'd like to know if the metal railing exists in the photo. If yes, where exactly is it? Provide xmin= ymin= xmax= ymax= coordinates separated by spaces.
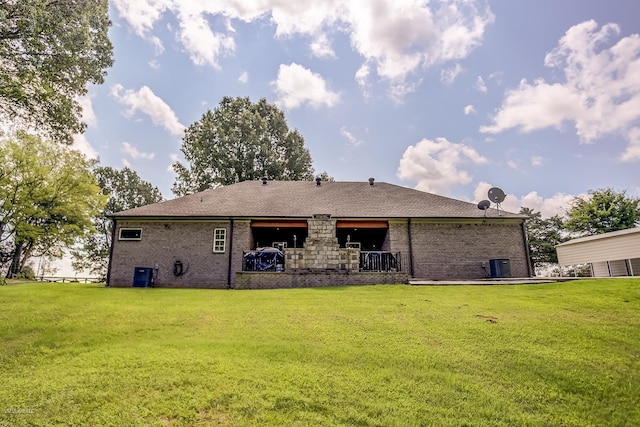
xmin=242 ymin=248 xmax=284 ymax=272
xmin=360 ymin=251 xmax=403 ymax=272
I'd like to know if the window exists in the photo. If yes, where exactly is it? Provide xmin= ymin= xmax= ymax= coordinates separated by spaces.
xmin=119 ymin=228 xmax=142 ymax=240
xmin=213 ymin=228 xmax=226 ymax=253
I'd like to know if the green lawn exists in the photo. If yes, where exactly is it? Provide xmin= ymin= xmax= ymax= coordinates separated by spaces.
xmin=0 ymin=280 xmax=638 ymax=426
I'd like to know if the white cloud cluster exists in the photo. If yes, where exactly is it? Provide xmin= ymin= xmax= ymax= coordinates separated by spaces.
xmin=441 ymin=63 xmax=464 ymax=85
xmin=481 ymin=20 xmax=640 ymax=161
xmin=70 ymin=95 xmax=98 ymax=158
xmin=273 ymin=63 xmax=340 ymax=109
xmin=464 ymin=104 xmax=476 ymax=115
xmin=397 ymin=137 xmax=488 ymax=195
xmin=112 ymin=0 xmax=494 ymax=98
xmin=110 ymin=84 xmax=185 ymax=136
xmin=122 ymin=142 xmax=155 ymax=160
xmin=473 ymin=182 xmax=580 ymax=218
xmin=71 ymin=134 xmax=98 ymax=159
xmin=475 ymin=75 xmax=487 ymax=93
xmin=340 ymin=126 xmax=364 ymax=146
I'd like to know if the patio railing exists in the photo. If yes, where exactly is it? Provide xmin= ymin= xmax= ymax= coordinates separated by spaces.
xmin=360 ymin=251 xmax=403 ymax=272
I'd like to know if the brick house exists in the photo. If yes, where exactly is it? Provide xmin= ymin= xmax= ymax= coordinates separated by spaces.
xmin=107 ymin=179 xmax=532 ymax=289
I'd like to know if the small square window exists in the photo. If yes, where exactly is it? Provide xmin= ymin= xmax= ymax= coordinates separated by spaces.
xmin=119 ymin=228 xmax=142 ymax=240
xmin=213 ymin=228 xmax=226 ymax=253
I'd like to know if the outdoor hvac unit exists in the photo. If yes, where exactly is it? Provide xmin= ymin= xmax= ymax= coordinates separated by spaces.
xmin=133 ymin=267 xmax=153 ymax=287
xmin=489 ymin=259 xmax=511 ymax=278
xmin=272 ymin=242 xmax=287 ymax=249
xmin=346 ymin=242 xmax=361 ymax=249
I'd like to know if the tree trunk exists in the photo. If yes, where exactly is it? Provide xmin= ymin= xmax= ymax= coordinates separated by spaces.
xmin=6 ymin=241 xmax=23 ymax=279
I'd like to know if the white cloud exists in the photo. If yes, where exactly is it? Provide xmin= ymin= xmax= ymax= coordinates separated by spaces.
xmin=531 ymin=155 xmax=545 ymax=166
xmin=167 ymin=153 xmax=180 ymax=172
xmin=340 ymin=126 xmax=364 ymax=146
xmin=77 ymin=95 xmax=97 ymax=127
xmin=238 ymin=71 xmax=249 ymax=83
xmin=121 ymin=142 xmax=155 ymax=160
xmin=273 ymin=63 xmax=340 ymax=110
xmin=397 ymin=137 xmax=489 ymax=195
xmin=149 ymin=60 xmax=160 ymax=69
xmin=111 ymin=84 xmax=185 ymax=136
xmin=473 ymin=181 xmax=579 ymax=217
xmin=310 ymin=33 xmax=336 ymax=58
xmin=112 ymin=0 xmax=495 ymax=99
xmin=488 ymin=70 xmax=503 ymax=85
xmin=71 ymin=134 xmax=98 ymax=159
xmin=111 ymin=0 xmax=172 ymax=36
xmin=621 ymin=127 xmax=640 ymax=161
xmin=71 ymin=95 xmax=98 ymax=159
xmin=481 ymin=20 xmax=640 ymax=161
xmin=355 ymin=63 xmax=372 ymax=98
xmin=122 ymin=158 xmax=131 ymax=168
xmin=506 ymin=159 xmax=518 ymax=170
xmin=475 ymin=75 xmax=487 ymax=93
xmin=441 ymin=63 xmax=464 ymax=84
xmin=464 ymin=104 xmax=476 ymax=115
xmin=175 ymin=8 xmax=235 ymax=68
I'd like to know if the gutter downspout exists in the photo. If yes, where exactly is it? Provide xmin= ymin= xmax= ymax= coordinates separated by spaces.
xmin=227 ymin=218 xmax=234 ymax=289
xmin=105 ymin=218 xmax=117 ymax=287
xmin=521 ymin=220 xmax=534 ymax=277
xmin=407 ymin=218 xmax=415 ymax=277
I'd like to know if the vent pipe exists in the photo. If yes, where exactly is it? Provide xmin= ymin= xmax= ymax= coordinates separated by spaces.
xmin=262 ymin=177 xmax=268 ymax=185
xmin=368 ymin=177 xmax=375 ymax=186
xmin=315 ymin=176 xmax=321 ymax=186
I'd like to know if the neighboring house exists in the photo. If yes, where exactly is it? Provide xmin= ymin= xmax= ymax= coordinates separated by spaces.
xmin=107 ymin=179 xmax=532 ymax=289
xmin=556 ymin=227 xmax=640 ymax=277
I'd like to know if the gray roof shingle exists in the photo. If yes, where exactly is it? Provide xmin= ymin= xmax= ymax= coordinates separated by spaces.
xmin=112 ymin=180 xmax=524 ymax=219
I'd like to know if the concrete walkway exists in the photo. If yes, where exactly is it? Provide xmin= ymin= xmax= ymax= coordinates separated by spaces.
xmin=409 ymin=277 xmax=575 ymax=286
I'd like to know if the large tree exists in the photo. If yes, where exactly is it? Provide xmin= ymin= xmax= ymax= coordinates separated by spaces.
xmin=0 ymin=132 xmax=106 ymax=278
xmin=0 ymin=0 xmax=113 ymax=144
xmin=519 ymin=207 xmax=568 ymax=268
xmin=72 ymin=166 xmax=163 ymax=276
xmin=564 ymin=188 xmax=640 ymax=236
xmin=172 ymin=97 xmax=314 ymax=196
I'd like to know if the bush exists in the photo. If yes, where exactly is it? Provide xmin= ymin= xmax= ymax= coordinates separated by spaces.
xmin=16 ymin=265 xmax=36 ymax=280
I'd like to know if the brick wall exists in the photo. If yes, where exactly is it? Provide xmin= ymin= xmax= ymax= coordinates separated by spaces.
xmin=235 ymin=270 xmax=409 ymax=289
xmin=108 ymin=217 xmax=530 ymax=288
xmin=409 ymin=220 xmax=530 ymax=279
xmin=109 ymin=220 xmax=234 ymax=288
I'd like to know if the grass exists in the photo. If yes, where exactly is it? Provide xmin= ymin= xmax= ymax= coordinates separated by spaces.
xmin=0 ymin=280 xmax=638 ymax=426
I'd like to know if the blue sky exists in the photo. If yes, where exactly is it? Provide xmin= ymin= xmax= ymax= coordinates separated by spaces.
xmin=75 ymin=0 xmax=640 ymax=218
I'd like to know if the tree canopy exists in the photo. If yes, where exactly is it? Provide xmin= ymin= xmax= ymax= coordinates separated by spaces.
xmin=0 ymin=0 xmax=113 ymax=144
xmin=72 ymin=166 xmax=163 ymax=277
xmin=0 ymin=132 xmax=106 ymax=278
xmin=172 ymin=97 xmax=314 ymax=196
xmin=564 ymin=188 xmax=640 ymax=236
xmin=519 ymin=207 xmax=567 ymax=267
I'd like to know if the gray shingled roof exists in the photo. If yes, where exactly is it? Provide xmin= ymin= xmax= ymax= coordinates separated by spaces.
xmin=112 ymin=180 xmax=524 ymax=219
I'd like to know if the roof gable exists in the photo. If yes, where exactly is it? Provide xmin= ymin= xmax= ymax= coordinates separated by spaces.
xmin=112 ymin=180 xmax=524 ymax=219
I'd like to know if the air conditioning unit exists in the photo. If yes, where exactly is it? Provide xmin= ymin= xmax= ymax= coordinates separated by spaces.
xmin=346 ymin=242 xmax=361 ymax=249
xmin=272 ymin=242 xmax=287 ymax=249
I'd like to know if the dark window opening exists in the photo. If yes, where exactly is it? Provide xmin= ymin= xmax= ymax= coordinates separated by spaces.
xmin=251 ymin=227 xmax=308 ymax=249
xmin=336 ymin=228 xmax=387 ymax=251
xmin=119 ymin=228 xmax=142 ymax=240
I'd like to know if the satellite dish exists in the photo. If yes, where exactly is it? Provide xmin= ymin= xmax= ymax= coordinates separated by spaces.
xmin=488 ymin=187 xmax=506 ymax=203
xmin=477 ymin=200 xmax=491 ymax=210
